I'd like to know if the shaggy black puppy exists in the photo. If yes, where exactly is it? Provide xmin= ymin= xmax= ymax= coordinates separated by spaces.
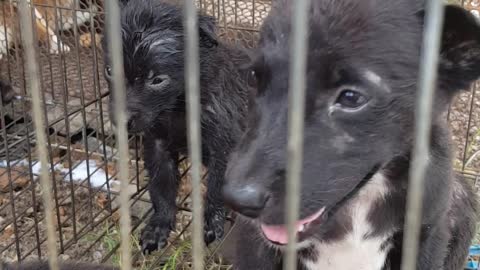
xmin=223 ymin=0 xmax=479 ymax=269
xmin=1 ymin=261 xmax=117 ymax=270
xmin=103 ymin=0 xmax=250 ymax=254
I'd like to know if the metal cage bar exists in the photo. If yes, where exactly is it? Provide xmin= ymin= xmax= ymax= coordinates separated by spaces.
xmin=283 ymin=0 xmax=311 ymax=269
xmin=104 ymin=1 xmax=132 ymax=270
xmin=184 ymin=0 xmax=205 ymax=269
xmin=401 ymin=0 xmax=446 ymax=269
xmin=17 ymin=1 xmax=59 ymax=270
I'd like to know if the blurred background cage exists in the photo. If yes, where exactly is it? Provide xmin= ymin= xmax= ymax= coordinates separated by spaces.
xmin=0 ymin=0 xmax=478 ymax=269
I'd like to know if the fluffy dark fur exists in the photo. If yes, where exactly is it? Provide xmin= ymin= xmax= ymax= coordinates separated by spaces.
xmin=223 ymin=0 xmax=480 ymax=269
xmin=0 ymin=79 xmax=15 ymax=105
xmin=1 ymin=261 xmax=117 ymax=270
xmin=103 ymin=0 xmax=251 ymax=254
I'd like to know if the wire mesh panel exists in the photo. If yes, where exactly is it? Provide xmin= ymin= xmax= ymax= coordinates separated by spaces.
xmin=0 ymin=0 xmax=479 ymax=269
xmin=0 ymin=0 xmax=147 ymax=264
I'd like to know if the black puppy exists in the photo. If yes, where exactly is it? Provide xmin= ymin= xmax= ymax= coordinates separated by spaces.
xmin=223 ymin=0 xmax=479 ymax=269
xmin=103 ymin=0 xmax=250 ymax=254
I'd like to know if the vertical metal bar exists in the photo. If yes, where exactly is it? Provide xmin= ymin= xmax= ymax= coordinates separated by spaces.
xmin=251 ymin=0 xmax=256 ymax=27
xmin=234 ymin=0 xmax=238 ymax=26
xmin=17 ymin=1 xmax=59 ymax=270
xmin=105 ymin=1 xmax=132 ymax=270
xmin=234 ymin=0 xmax=239 ymax=47
xmin=210 ymin=0 xmax=215 ymax=20
xmin=47 ymin=0 xmax=78 ymax=246
xmin=0 ymin=3 xmax=21 ymax=258
xmin=222 ymin=0 xmax=227 ymax=30
xmin=71 ymin=0 xmax=95 ymax=229
xmin=30 ymin=2 xmax=67 ymax=251
xmin=11 ymin=0 xmax=43 ymax=258
xmin=183 ymin=1 xmax=204 ymax=269
xmin=89 ymin=2 xmax=113 ymax=213
xmin=283 ymin=0 xmax=311 ymax=269
xmin=401 ymin=1 xmax=445 ymax=269
xmin=42 ymin=4 xmax=58 ymax=113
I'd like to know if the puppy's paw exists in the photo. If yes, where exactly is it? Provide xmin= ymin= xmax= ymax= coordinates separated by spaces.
xmin=204 ymin=206 xmax=225 ymax=245
xmin=140 ymin=216 xmax=173 ymax=255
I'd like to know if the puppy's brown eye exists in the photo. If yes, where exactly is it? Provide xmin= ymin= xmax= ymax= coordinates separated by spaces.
xmin=105 ymin=66 xmax=112 ymax=77
xmin=335 ymin=89 xmax=369 ymax=109
xmin=148 ymin=75 xmax=170 ymax=88
xmin=247 ymin=70 xmax=257 ymax=87
xmin=151 ymin=77 xmax=164 ymax=85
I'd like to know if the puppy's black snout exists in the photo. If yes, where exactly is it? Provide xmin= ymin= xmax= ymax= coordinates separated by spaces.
xmin=223 ymin=184 xmax=269 ymax=218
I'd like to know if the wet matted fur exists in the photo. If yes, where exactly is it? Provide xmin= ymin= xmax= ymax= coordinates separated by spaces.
xmin=103 ymin=0 xmax=251 ymax=254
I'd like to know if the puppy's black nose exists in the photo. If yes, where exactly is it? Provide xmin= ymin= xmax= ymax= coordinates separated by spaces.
xmin=223 ymin=184 xmax=269 ymax=218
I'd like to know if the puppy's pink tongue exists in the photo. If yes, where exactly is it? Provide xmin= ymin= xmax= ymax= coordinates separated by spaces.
xmin=260 ymin=224 xmax=299 ymax=245
xmin=260 ymin=207 xmax=325 ymax=244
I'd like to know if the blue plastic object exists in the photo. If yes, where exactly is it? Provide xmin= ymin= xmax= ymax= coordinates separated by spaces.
xmin=465 ymin=245 xmax=480 ymax=270
xmin=466 ymin=260 xmax=479 ymax=270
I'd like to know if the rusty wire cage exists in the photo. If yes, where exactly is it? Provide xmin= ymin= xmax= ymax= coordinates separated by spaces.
xmin=0 ymin=0 xmax=479 ymax=269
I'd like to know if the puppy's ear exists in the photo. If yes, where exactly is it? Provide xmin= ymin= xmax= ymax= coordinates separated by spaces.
xmin=198 ymin=15 xmax=218 ymax=48
xmin=438 ymin=5 xmax=480 ymax=92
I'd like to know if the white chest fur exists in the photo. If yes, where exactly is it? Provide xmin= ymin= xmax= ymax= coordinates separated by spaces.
xmin=301 ymin=173 xmax=392 ymax=270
